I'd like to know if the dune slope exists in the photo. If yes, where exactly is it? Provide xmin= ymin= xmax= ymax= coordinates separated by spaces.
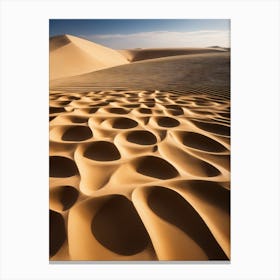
xmin=51 ymin=52 xmax=230 ymax=95
xmin=50 ymin=34 xmax=128 ymax=80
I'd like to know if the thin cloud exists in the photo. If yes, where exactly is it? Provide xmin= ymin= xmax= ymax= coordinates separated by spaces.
xmin=84 ymin=30 xmax=230 ymax=49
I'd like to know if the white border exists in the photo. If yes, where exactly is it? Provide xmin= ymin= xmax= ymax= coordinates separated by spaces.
xmin=0 ymin=0 xmax=279 ymax=279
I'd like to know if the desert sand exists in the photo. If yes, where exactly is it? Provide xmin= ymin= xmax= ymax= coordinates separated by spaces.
xmin=49 ymin=34 xmax=230 ymax=261
xmin=50 ymin=34 xmax=128 ymax=80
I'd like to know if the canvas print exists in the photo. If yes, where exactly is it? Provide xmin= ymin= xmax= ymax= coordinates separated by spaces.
xmin=49 ymin=19 xmax=230 ymax=261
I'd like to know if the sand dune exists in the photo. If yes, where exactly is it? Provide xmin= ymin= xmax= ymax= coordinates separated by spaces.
xmin=50 ymin=34 xmax=128 ymax=80
xmin=49 ymin=35 xmax=230 ymax=261
xmin=50 ymin=52 xmax=230 ymax=94
xmin=118 ymin=47 xmax=226 ymax=62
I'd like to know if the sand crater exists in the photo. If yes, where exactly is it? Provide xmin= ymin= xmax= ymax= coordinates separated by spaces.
xmin=84 ymin=141 xmax=121 ymax=161
xmin=91 ymin=195 xmax=150 ymax=255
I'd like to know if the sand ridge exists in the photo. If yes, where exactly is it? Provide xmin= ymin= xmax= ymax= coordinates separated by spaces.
xmin=118 ymin=47 xmax=227 ymax=62
xmin=49 ymin=89 xmax=230 ymax=261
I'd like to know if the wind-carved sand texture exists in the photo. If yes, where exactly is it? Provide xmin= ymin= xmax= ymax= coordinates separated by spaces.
xmin=49 ymin=35 xmax=230 ymax=261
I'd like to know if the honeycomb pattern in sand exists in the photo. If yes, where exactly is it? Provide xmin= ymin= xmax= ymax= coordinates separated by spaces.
xmin=49 ymin=89 xmax=230 ymax=261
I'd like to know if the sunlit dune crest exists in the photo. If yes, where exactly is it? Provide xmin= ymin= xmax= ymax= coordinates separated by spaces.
xmin=50 ymin=34 xmax=128 ymax=80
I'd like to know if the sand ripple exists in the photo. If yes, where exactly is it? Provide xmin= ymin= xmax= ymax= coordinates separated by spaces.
xmin=49 ymin=89 xmax=230 ymax=261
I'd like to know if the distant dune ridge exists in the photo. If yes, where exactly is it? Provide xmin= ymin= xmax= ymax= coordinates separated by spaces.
xmin=49 ymin=34 xmax=230 ymax=261
xmin=118 ymin=47 xmax=226 ymax=62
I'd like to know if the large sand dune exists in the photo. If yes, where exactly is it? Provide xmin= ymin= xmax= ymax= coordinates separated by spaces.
xmin=50 ymin=34 xmax=128 ymax=80
xmin=49 ymin=35 xmax=230 ymax=261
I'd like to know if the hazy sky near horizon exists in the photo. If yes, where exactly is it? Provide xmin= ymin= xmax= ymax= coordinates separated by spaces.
xmin=50 ymin=19 xmax=230 ymax=49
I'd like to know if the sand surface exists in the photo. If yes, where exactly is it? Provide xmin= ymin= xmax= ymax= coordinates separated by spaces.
xmin=51 ymin=52 xmax=230 ymax=92
xmin=49 ymin=35 xmax=230 ymax=261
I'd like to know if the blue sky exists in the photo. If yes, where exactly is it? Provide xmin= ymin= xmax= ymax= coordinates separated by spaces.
xmin=50 ymin=19 xmax=230 ymax=49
